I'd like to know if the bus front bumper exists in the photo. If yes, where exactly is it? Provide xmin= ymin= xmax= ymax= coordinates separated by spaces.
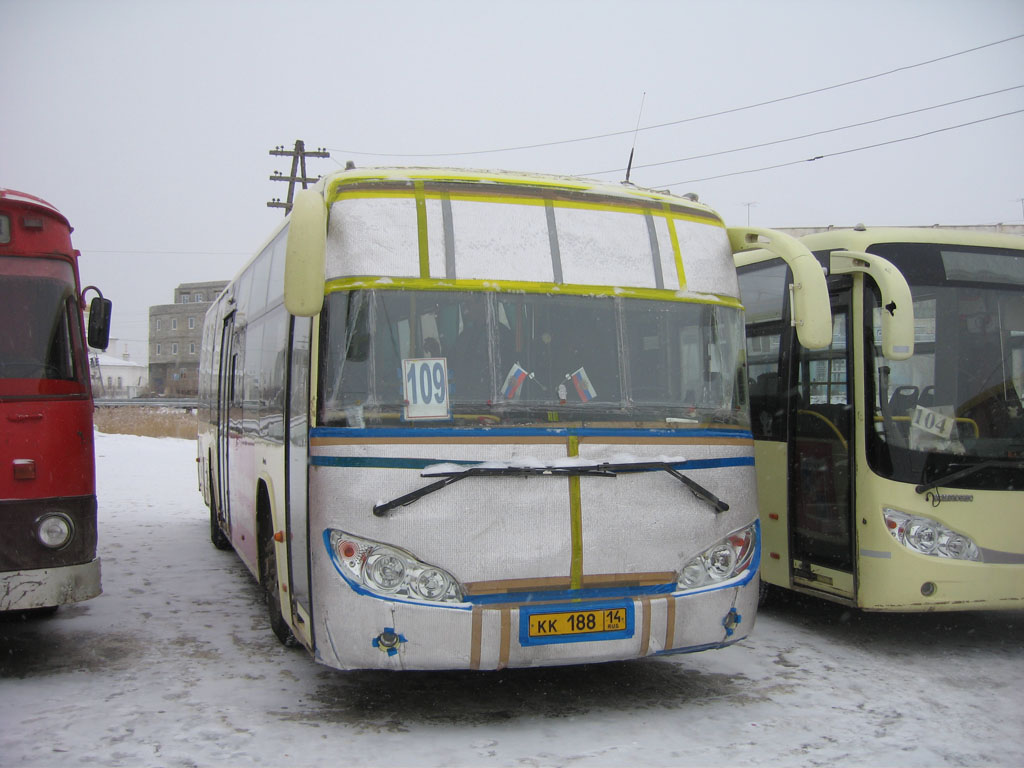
xmin=0 ymin=558 xmax=101 ymax=611
xmin=312 ymin=575 xmax=758 ymax=671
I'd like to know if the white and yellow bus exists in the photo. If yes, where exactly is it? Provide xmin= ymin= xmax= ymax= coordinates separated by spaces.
xmin=196 ymin=167 xmax=830 ymax=670
xmin=737 ymin=226 xmax=1024 ymax=611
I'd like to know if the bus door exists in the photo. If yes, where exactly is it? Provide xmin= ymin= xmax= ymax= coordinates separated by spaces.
xmin=216 ymin=312 xmax=237 ymax=537
xmin=789 ymin=284 xmax=856 ymax=599
xmin=285 ymin=316 xmax=312 ymax=623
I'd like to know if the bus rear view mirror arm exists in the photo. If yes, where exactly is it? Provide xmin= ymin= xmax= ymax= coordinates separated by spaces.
xmin=284 ymin=188 xmax=328 ymax=317
xmin=728 ymin=226 xmax=832 ymax=350
xmin=829 ymin=250 xmax=915 ymax=361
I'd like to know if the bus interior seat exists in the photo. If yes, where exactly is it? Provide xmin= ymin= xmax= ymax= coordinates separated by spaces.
xmin=918 ymin=385 xmax=935 ymax=408
xmin=889 ymin=385 xmax=919 ymax=415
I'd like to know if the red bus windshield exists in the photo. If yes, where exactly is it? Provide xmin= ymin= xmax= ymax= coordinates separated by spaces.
xmin=0 ymin=255 xmax=88 ymax=397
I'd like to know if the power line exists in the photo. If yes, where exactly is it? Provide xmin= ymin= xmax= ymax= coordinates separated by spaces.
xmin=325 ymin=32 xmax=1024 ymax=159
xmin=656 ymin=109 xmax=1024 ymax=187
xmin=583 ymin=85 xmax=1024 ymax=176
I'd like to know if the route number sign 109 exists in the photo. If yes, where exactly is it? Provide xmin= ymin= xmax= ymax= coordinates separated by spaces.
xmin=402 ymin=358 xmax=450 ymax=421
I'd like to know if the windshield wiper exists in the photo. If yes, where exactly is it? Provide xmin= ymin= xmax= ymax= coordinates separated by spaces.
xmin=605 ymin=461 xmax=730 ymax=514
xmin=915 ymin=458 xmax=1024 ymax=495
xmin=373 ymin=465 xmax=614 ymax=516
xmin=372 ymin=460 xmax=728 ymax=516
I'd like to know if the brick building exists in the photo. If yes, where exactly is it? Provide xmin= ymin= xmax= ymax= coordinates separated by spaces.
xmin=148 ymin=281 xmax=227 ymax=396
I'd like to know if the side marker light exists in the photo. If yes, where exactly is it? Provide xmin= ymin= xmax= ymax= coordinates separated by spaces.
xmin=13 ymin=459 xmax=36 ymax=481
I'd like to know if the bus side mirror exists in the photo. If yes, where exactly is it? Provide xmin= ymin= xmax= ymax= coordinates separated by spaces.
xmin=284 ymin=188 xmax=327 ymax=317
xmin=84 ymin=289 xmax=112 ymax=350
xmin=729 ymin=227 xmax=832 ymax=350
xmin=830 ymin=250 xmax=914 ymax=360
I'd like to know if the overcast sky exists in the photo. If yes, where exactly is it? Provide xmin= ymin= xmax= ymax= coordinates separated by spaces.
xmin=3 ymin=0 xmax=1023 ymax=360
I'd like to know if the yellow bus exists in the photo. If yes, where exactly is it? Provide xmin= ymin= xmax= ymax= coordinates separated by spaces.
xmin=197 ymin=167 xmax=828 ymax=670
xmin=737 ymin=226 xmax=1024 ymax=611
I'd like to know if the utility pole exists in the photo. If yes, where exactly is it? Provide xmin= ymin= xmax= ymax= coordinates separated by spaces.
xmin=90 ymin=352 xmax=105 ymax=398
xmin=267 ymin=140 xmax=330 ymax=214
xmin=743 ymin=202 xmax=757 ymax=226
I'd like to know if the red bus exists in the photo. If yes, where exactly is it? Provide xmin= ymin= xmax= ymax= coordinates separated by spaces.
xmin=1 ymin=189 xmax=111 ymax=613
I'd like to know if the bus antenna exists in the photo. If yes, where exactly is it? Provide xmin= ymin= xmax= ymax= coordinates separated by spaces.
xmin=624 ymin=91 xmax=646 ymax=184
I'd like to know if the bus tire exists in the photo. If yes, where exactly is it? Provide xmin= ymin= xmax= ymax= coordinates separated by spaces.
xmin=257 ymin=488 xmax=298 ymax=648
xmin=2 ymin=606 xmax=59 ymax=619
xmin=209 ymin=468 xmax=232 ymax=551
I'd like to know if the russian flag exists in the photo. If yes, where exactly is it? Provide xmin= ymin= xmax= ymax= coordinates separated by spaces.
xmin=570 ymin=366 xmax=597 ymax=402
xmin=501 ymin=363 xmax=529 ymax=400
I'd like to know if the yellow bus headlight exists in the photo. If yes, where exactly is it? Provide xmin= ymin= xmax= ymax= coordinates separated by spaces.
xmin=883 ymin=509 xmax=981 ymax=562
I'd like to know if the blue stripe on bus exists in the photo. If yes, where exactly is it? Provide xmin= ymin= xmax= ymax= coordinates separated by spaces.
xmin=309 ymin=456 xmax=483 ymax=470
xmin=467 ymin=582 xmax=676 ymax=606
xmin=309 ymin=455 xmax=755 ymax=470
xmin=309 ymin=425 xmax=753 ymax=440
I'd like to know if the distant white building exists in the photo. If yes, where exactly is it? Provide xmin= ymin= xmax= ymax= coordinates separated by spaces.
xmin=90 ymin=349 xmax=149 ymax=400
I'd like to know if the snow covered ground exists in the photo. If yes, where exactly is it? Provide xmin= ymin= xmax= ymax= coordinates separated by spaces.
xmin=2 ymin=432 xmax=1022 ymax=767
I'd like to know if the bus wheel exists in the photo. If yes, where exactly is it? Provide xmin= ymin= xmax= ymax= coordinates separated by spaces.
xmin=1 ymin=606 xmax=59 ymax=620
xmin=258 ymin=499 xmax=298 ymax=647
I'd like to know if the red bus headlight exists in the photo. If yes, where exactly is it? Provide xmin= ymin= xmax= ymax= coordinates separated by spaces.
xmin=36 ymin=513 xmax=75 ymax=549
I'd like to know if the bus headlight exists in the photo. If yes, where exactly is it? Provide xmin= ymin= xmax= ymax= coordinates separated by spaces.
xmin=677 ymin=522 xmax=758 ymax=591
xmin=883 ymin=509 xmax=981 ymax=561
xmin=36 ymin=513 xmax=74 ymax=549
xmin=327 ymin=530 xmax=464 ymax=603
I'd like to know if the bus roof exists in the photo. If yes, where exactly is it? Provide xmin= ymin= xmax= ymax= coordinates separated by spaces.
xmin=0 ymin=188 xmax=69 ymax=226
xmin=797 ymin=226 xmax=1024 ymax=252
xmin=245 ymin=168 xmax=722 ymax=273
xmin=300 ymin=166 xmax=735 ymax=302
xmin=319 ymin=166 xmax=720 ymax=220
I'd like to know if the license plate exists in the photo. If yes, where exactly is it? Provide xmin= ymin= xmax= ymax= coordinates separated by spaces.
xmin=520 ymin=602 xmax=634 ymax=646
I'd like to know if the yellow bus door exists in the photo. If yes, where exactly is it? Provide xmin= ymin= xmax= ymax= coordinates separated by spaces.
xmin=789 ymin=289 xmax=857 ymax=600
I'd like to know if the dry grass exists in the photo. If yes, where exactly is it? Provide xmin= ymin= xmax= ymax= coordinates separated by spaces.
xmin=93 ymin=406 xmax=199 ymax=440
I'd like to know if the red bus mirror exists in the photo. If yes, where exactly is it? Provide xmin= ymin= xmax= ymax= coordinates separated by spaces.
xmin=85 ymin=290 xmax=112 ymax=350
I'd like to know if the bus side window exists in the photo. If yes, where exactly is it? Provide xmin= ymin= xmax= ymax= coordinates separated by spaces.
xmin=260 ymin=306 xmax=288 ymax=442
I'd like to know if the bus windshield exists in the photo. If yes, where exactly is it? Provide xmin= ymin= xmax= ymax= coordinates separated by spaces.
xmin=319 ymin=289 xmax=749 ymax=428
xmin=0 ymin=255 xmax=84 ymax=393
xmin=866 ymin=243 xmax=1024 ymax=486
